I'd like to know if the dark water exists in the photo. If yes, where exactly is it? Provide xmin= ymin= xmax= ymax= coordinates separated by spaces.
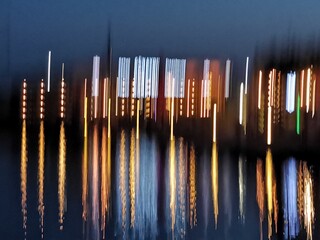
xmin=1 ymin=121 xmax=320 ymax=239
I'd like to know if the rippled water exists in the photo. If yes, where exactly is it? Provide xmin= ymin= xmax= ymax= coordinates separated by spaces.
xmin=2 ymin=122 xmax=320 ymax=239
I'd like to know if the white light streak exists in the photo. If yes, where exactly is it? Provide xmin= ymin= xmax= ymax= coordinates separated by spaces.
xmin=258 ymin=70 xmax=262 ymax=109
xmin=286 ymin=72 xmax=296 ymax=113
xmin=245 ymin=57 xmax=249 ymax=94
xmin=92 ymin=56 xmax=100 ymax=97
xmin=239 ymin=83 xmax=244 ymax=125
xmin=306 ymin=68 xmax=311 ymax=113
xmin=225 ymin=59 xmax=231 ymax=98
xmin=47 ymin=51 xmax=51 ymax=92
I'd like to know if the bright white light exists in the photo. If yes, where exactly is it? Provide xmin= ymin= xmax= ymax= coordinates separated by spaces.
xmin=165 ymin=58 xmax=186 ymax=98
xmin=92 ymin=56 xmax=100 ymax=97
xmin=286 ymin=72 xmax=296 ymax=113
xmin=225 ymin=59 xmax=231 ymax=98
xmin=245 ymin=57 xmax=249 ymax=94
xmin=306 ymin=68 xmax=311 ymax=113
xmin=47 ymin=51 xmax=51 ymax=92
xmin=258 ymin=71 xmax=262 ymax=109
xmin=117 ymin=57 xmax=130 ymax=98
xmin=239 ymin=83 xmax=244 ymax=125
xmin=267 ymin=106 xmax=272 ymax=145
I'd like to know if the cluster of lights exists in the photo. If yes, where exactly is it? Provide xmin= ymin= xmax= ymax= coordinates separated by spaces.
xmin=40 ymin=79 xmax=45 ymax=120
xmin=22 ymin=79 xmax=27 ymax=120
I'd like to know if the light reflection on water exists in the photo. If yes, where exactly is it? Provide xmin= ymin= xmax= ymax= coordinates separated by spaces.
xmin=16 ymin=123 xmax=320 ymax=239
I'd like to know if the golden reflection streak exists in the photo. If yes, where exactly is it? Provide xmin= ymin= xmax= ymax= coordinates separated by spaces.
xmin=129 ymin=129 xmax=136 ymax=228
xmin=21 ymin=120 xmax=28 ymax=238
xmin=119 ymin=130 xmax=127 ymax=231
xmin=58 ymin=122 xmax=66 ymax=230
xmin=101 ymin=125 xmax=110 ymax=238
xmin=189 ymin=144 xmax=197 ymax=228
xmin=297 ymin=161 xmax=304 ymax=226
xmin=38 ymin=121 xmax=45 ymax=238
xmin=82 ymin=133 xmax=88 ymax=221
xmin=178 ymin=138 xmax=186 ymax=238
xmin=256 ymin=159 xmax=264 ymax=240
xmin=303 ymin=162 xmax=314 ymax=240
xmin=169 ymin=138 xmax=176 ymax=233
xmin=211 ymin=143 xmax=218 ymax=229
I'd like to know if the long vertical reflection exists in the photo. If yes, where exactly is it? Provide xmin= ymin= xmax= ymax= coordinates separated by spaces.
xmin=302 ymin=162 xmax=314 ymax=240
xmin=90 ymin=124 xmax=100 ymax=239
xmin=82 ymin=129 xmax=88 ymax=222
xmin=21 ymin=120 xmax=28 ymax=239
xmin=189 ymin=144 xmax=197 ymax=228
xmin=58 ymin=121 xmax=67 ymax=230
xmin=116 ymin=129 xmax=129 ymax=238
xmin=282 ymin=158 xmax=299 ymax=239
xmin=101 ymin=125 xmax=111 ymax=238
xmin=238 ymin=155 xmax=246 ymax=224
xmin=211 ymin=143 xmax=218 ymax=229
xmin=129 ymin=129 xmax=136 ymax=229
xmin=256 ymin=159 xmax=265 ymax=240
xmin=38 ymin=121 xmax=45 ymax=238
xmin=167 ymin=137 xmax=176 ymax=237
xmin=177 ymin=138 xmax=186 ymax=238
xmin=265 ymin=149 xmax=278 ymax=239
xmin=222 ymin=153 xmax=232 ymax=232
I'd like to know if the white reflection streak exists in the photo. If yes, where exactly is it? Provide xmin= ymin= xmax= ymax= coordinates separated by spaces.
xmin=238 ymin=156 xmax=246 ymax=224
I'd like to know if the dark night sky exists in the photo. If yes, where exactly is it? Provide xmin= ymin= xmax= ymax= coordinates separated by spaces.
xmin=1 ymin=0 xmax=320 ymax=94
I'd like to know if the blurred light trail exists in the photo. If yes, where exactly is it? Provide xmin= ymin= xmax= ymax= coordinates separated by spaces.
xmin=47 ymin=51 xmax=51 ymax=92
xmin=267 ymin=106 xmax=272 ymax=145
xmin=101 ymin=126 xmax=111 ymax=238
xmin=40 ymin=80 xmax=45 ymax=120
xmin=306 ymin=68 xmax=311 ymax=113
xmin=225 ymin=59 xmax=231 ymax=99
xmin=256 ymin=159 xmax=265 ymax=240
xmin=297 ymin=95 xmax=301 ymax=135
xmin=245 ymin=57 xmax=249 ymax=94
xmin=201 ymin=80 xmax=204 ymax=118
xmin=129 ymin=130 xmax=136 ymax=228
xmin=189 ymin=144 xmax=197 ymax=228
xmin=38 ymin=121 xmax=45 ymax=238
xmin=58 ymin=121 xmax=67 ymax=230
xmin=222 ymin=153 xmax=232 ymax=232
xmin=116 ymin=130 xmax=129 ymax=238
xmin=82 ymin=130 xmax=88 ymax=221
xmin=191 ymin=79 xmax=195 ymax=116
xmin=282 ymin=158 xmax=299 ymax=240
xmin=60 ymin=79 xmax=65 ymax=119
xmin=92 ymin=56 xmax=100 ymax=119
xmin=302 ymin=162 xmax=314 ymax=240
xmin=170 ymin=78 xmax=175 ymax=141
xmin=239 ymin=82 xmax=244 ymax=125
xmin=297 ymin=161 xmax=304 ymax=228
xmin=20 ymin=120 xmax=28 ymax=239
xmin=238 ymin=156 xmax=246 ymax=224
xmin=169 ymin=138 xmax=176 ymax=235
xmin=117 ymin=57 xmax=130 ymax=98
xmin=312 ymin=79 xmax=316 ymax=118
xmin=187 ymin=79 xmax=190 ymax=117
xmin=211 ymin=143 xmax=218 ymax=229
xmin=136 ymin=100 xmax=140 ymax=140
xmin=103 ymin=78 xmax=107 ymax=119
xmin=164 ymin=58 xmax=186 ymax=98
xmin=89 ymin=124 xmax=100 ymax=239
xmin=108 ymin=99 xmax=111 ymax=139
xmin=258 ymin=71 xmax=262 ymax=109
xmin=286 ymin=72 xmax=296 ymax=113
xmin=300 ymin=70 xmax=305 ymax=108
xmin=213 ymin=103 xmax=217 ymax=143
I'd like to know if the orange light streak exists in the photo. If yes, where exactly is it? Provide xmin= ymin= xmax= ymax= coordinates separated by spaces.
xmin=187 ymin=79 xmax=190 ymax=118
xmin=258 ymin=71 xmax=262 ymax=109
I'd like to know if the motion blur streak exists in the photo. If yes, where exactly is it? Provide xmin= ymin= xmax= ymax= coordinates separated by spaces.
xmin=58 ymin=121 xmax=67 ymax=230
xmin=169 ymin=138 xmax=176 ymax=235
xmin=129 ymin=130 xmax=136 ymax=228
xmin=82 ymin=131 xmax=88 ymax=221
xmin=21 ymin=120 xmax=28 ymax=239
xmin=238 ymin=156 xmax=246 ymax=224
xmin=189 ymin=144 xmax=197 ymax=228
xmin=256 ymin=159 xmax=265 ymax=240
xmin=177 ymin=138 xmax=186 ymax=238
xmin=38 ymin=121 xmax=45 ymax=238
xmin=282 ymin=158 xmax=299 ymax=239
xmin=211 ymin=143 xmax=218 ymax=229
xmin=303 ymin=162 xmax=314 ymax=240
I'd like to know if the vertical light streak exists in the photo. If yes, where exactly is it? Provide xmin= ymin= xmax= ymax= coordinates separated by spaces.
xmin=191 ymin=80 xmax=195 ymax=116
xmin=82 ymin=130 xmax=88 ymax=221
xmin=177 ymin=138 xmax=186 ymax=239
xmin=136 ymin=100 xmax=140 ymax=140
xmin=22 ymin=80 xmax=27 ymax=120
xmin=169 ymin=138 xmax=176 ymax=233
xmin=301 ymin=70 xmax=304 ymax=108
xmin=283 ymin=158 xmax=299 ymax=239
xmin=267 ymin=106 xmax=272 ymax=145
xmin=312 ymin=79 xmax=316 ymax=118
xmin=84 ymin=79 xmax=87 ymax=138
xmin=187 ymin=79 xmax=190 ymax=117
xmin=245 ymin=57 xmax=249 ymax=94
xmin=306 ymin=68 xmax=311 ymax=113
xmin=297 ymin=95 xmax=301 ymax=135
xmin=286 ymin=72 xmax=296 ymax=113
xmin=40 ymin=80 xmax=45 ymax=120
xmin=38 ymin=121 xmax=45 ymax=238
xmin=103 ymin=78 xmax=107 ymax=119
xmin=225 ymin=59 xmax=231 ymax=98
xmin=129 ymin=130 xmax=136 ymax=228
xmin=189 ymin=144 xmax=197 ymax=228
xmin=58 ymin=121 xmax=66 ymax=230
xmin=115 ymin=79 xmax=118 ymax=117
xmin=47 ymin=51 xmax=51 ymax=92
xmin=201 ymin=80 xmax=204 ymax=118
xmin=297 ymin=161 xmax=304 ymax=227
xmin=101 ymin=126 xmax=110 ymax=238
xmin=303 ymin=162 xmax=314 ymax=240
xmin=256 ymin=159 xmax=265 ymax=240
xmin=90 ymin=124 xmax=100 ymax=239
xmin=211 ymin=143 xmax=218 ymax=229
xmin=108 ymin=99 xmax=111 ymax=139
xmin=92 ymin=56 xmax=100 ymax=119
xmin=258 ymin=71 xmax=262 ymax=109
xmin=238 ymin=156 xmax=246 ymax=224
xmin=60 ymin=80 xmax=65 ymax=119
xmin=239 ymin=83 xmax=244 ymax=125
xmin=170 ymin=78 xmax=175 ymax=140
xmin=21 ymin=120 xmax=28 ymax=239
xmin=213 ymin=103 xmax=217 ymax=143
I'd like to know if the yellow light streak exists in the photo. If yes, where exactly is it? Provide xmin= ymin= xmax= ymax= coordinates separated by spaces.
xmin=58 ymin=122 xmax=66 ymax=230
xmin=82 ymin=132 xmax=88 ymax=221
xmin=301 ymin=70 xmax=304 ymax=108
xmin=129 ymin=130 xmax=136 ymax=228
xmin=21 ymin=120 xmax=28 ymax=238
xmin=119 ymin=130 xmax=127 ymax=231
xmin=211 ymin=143 xmax=218 ymax=229
xmin=256 ymin=159 xmax=265 ymax=240
xmin=38 ymin=121 xmax=45 ymax=238
xmin=213 ymin=103 xmax=217 ymax=143
xmin=189 ymin=144 xmax=197 ymax=228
